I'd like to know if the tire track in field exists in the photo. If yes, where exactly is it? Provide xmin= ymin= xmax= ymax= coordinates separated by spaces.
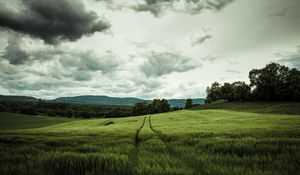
xmin=132 ymin=115 xmax=197 ymax=173
xmin=148 ymin=115 xmax=199 ymax=172
xmin=148 ymin=115 xmax=174 ymax=152
xmin=129 ymin=116 xmax=147 ymax=174
xmin=135 ymin=116 xmax=147 ymax=148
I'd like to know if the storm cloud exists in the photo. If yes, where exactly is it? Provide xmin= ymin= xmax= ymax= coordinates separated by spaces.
xmin=1 ymin=36 xmax=29 ymax=65
xmin=0 ymin=0 xmax=110 ymax=44
xmin=132 ymin=0 xmax=235 ymax=16
xmin=1 ymin=35 xmax=119 ymax=73
xmin=140 ymin=51 xmax=200 ymax=77
xmin=0 ymin=35 xmax=120 ymax=83
xmin=95 ymin=0 xmax=235 ymax=16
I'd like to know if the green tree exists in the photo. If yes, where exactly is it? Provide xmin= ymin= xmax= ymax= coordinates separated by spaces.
xmin=231 ymin=81 xmax=251 ymax=101
xmin=0 ymin=104 xmax=6 ymax=112
xmin=66 ymin=109 xmax=73 ymax=118
xmin=132 ymin=102 xmax=149 ymax=116
xmin=249 ymin=63 xmax=290 ymax=101
xmin=149 ymin=99 xmax=170 ymax=114
xmin=286 ymin=68 xmax=300 ymax=100
xmin=220 ymin=83 xmax=234 ymax=101
xmin=206 ymin=82 xmax=222 ymax=103
xmin=185 ymin=98 xmax=193 ymax=108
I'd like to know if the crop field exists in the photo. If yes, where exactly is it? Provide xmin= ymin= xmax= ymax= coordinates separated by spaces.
xmin=0 ymin=113 xmax=75 ymax=130
xmin=1 ymin=106 xmax=300 ymax=175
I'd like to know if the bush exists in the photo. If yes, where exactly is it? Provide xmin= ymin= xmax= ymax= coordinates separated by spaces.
xmin=46 ymin=109 xmax=56 ymax=116
xmin=19 ymin=106 xmax=37 ymax=115
xmin=0 ymin=104 xmax=6 ymax=112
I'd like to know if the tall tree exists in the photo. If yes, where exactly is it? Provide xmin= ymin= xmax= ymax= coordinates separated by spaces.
xmin=206 ymin=82 xmax=222 ymax=103
xmin=185 ymin=98 xmax=193 ymax=109
xmin=231 ymin=81 xmax=251 ymax=101
xmin=149 ymin=99 xmax=170 ymax=114
xmin=249 ymin=63 xmax=290 ymax=101
xmin=286 ymin=68 xmax=300 ymax=100
xmin=132 ymin=102 xmax=149 ymax=116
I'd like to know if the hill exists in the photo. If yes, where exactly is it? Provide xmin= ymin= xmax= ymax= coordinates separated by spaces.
xmin=167 ymin=98 xmax=205 ymax=108
xmin=53 ymin=95 xmax=205 ymax=107
xmin=194 ymin=101 xmax=300 ymax=115
xmin=0 ymin=95 xmax=205 ymax=107
xmin=0 ymin=95 xmax=38 ymax=102
xmin=54 ymin=95 xmax=148 ymax=106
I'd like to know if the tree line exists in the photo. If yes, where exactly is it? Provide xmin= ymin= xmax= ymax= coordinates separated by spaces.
xmin=132 ymin=99 xmax=172 ymax=116
xmin=0 ymin=99 xmax=133 ymax=118
xmin=206 ymin=63 xmax=300 ymax=103
xmin=0 ymin=98 xmax=186 ymax=118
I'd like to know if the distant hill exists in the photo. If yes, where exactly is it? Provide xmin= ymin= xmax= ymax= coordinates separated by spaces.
xmin=0 ymin=94 xmax=205 ymax=107
xmin=54 ymin=95 xmax=148 ymax=106
xmin=0 ymin=95 xmax=38 ymax=102
xmin=54 ymin=95 xmax=205 ymax=107
xmin=167 ymin=98 xmax=205 ymax=108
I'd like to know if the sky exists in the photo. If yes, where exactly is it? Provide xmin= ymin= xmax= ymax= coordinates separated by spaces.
xmin=0 ymin=0 xmax=299 ymax=100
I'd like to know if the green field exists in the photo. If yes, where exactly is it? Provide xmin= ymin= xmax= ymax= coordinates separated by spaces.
xmin=0 ymin=112 xmax=75 ymax=130
xmin=1 ymin=104 xmax=300 ymax=175
xmin=194 ymin=101 xmax=300 ymax=115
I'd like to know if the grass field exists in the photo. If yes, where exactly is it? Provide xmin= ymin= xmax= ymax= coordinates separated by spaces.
xmin=0 ymin=112 xmax=75 ymax=130
xmin=194 ymin=101 xmax=300 ymax=115
xmin=1 ymin=103 xmax=300 ymax=175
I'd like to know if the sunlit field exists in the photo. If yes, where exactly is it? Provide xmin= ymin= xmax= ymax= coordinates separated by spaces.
xmin=1 ymin=106 xmax=300 ymax=175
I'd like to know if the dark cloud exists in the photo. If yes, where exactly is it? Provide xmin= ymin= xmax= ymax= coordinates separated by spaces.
xmin=278 ymin=46 xmax=300 ymax=69
xmin=132 ymin=0 xmax=235 ymax=16
xmin=140 ymin=51 xmax=200 ymax=77
xmin=1 ymin=35 xmax=65 ymax=65
xmin=1 ymin=35 xmax=119 ymax=73
xmin=1 ymin=35 xmax=120 ymax=82
xmin=1 ymin=36 xmax=28 ymax=65
xmin=132 ymin=0 xmax=172 ymax=16
xmin=191 ymin=33 xmax=212 ymax=46
xmin=94 ymin=0 xmax=235 ymax=16
xmin=204 ymin=0 xmax=235 ymax=10
xmin=1 ymin=35 xmax=61 ymax=64
xmin=0 ymin=0 xmax=110 ymax=44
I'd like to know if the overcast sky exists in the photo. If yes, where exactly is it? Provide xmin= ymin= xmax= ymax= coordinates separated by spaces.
xmin=0 ymin=0 xmax=299 ymax=99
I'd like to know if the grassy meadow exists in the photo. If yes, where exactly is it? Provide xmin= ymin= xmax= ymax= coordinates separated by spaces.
xmin=1 ymin=103 xmax=300 ymax=175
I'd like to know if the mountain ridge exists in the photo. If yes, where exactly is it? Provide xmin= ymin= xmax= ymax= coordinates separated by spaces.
xmin=54 ymin=95 xmax=205 ymax=107
xmin=0 ymin=95 xmax=205 ymax=107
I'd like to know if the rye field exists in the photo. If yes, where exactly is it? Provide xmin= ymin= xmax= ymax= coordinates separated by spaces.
xmin=1 ymin=103 xmax=300 ymax=175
